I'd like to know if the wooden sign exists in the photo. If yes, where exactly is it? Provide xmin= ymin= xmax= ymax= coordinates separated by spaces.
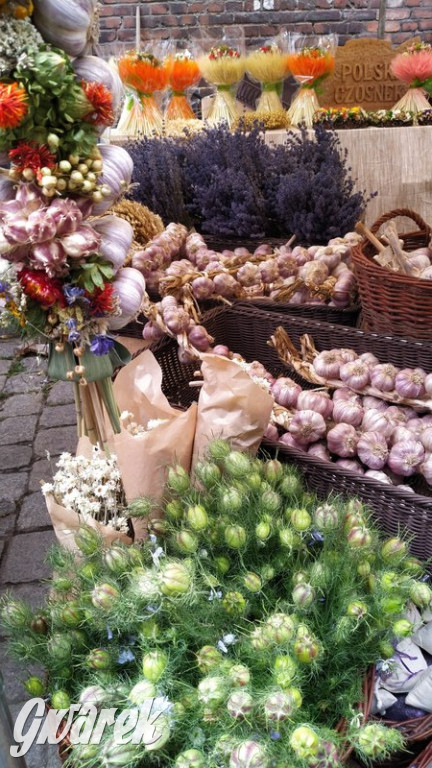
xmin=319 ymin=38 xmax=419 ymax=111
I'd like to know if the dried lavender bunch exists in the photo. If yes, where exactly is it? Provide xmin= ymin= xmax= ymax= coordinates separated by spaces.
xmin=269 ymin=127 xmax=374 ymax=245
xmin=181 ymin=124 xmax=275 ymax=237
xmin=125 ymin=136 xmax=190 ymax=227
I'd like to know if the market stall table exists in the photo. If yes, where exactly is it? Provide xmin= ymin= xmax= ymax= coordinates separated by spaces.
xmin=108 ymin=124 xmax=432 ymax=227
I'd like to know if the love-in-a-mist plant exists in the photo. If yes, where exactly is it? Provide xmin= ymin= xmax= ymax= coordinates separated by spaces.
xmin=2 ymin=441 xmax=426 ymax=768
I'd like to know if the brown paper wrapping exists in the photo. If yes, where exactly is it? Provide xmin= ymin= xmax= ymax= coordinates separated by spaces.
xmin=192 ymin=354 xmax=273 ymax=464
xmin=45 ymin=493 xmax=133 ymax=552
xmin=110 ymin=349 xmax=197 ymax=540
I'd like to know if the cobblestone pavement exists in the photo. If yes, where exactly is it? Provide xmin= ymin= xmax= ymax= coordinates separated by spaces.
xmin=0 ymin=334 xmax=75 ymax=768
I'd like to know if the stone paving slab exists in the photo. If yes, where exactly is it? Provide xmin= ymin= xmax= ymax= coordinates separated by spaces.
xmin=46 ymin=380 xmax=76 ymax=405
xmin=0 ymin=444 xmax=33 ymax=470
xmin=28 ymin=458 xmax=52 ymax=492
xmin=17 ymin=492 xmax=51 ymax=531
xmin=39 ymin=402 xmax=77 ymax=429
xmin=0 ymin=414 xmax=39 ymax=446
xmin=0 ymin=392 xmax=44 ymax=416
xmin=0 ymin=530 xmax=56 ymax=584
xmin=33 ymin=425 xmax=78 ymax=460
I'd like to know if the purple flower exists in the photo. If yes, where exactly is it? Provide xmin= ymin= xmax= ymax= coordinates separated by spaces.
xmin=68 ymin=330 xmax=81 ymax=343
xmin=63 ymin=285 xmax=86 ymax=305
xmin=117 ymin=648 xmax=135 ymax=665
xmin=90 ymin=335 xmax=115 ymax=356
xmin=0 ymin=281 xmax=10 ymax=293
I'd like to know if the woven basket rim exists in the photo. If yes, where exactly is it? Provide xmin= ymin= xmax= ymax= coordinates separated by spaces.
xmin=263 ymin=437 xmax=432 ymax=508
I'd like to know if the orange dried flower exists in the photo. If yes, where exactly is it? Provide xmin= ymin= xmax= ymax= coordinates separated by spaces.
xmin=169 ymin=58 xmax=200 ymax=93
xmin=285 ymin=49 xmax=335 ymax=84
xmin=82 ymin=80 xmax=115 ymax=126
xmin=0 ymin=82 xmax=28 ymax=130
xmin=118 ymin=52 xmax=170 ymax=94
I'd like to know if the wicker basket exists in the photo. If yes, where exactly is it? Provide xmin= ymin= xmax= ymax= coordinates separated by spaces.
xmin=352 ymin=209 xmax=432 ymax=340
xmin=202 ymin=233 xmax=289 ymax=253
xmin=408 ymin=741 xmax=432 ymax=768
xmin=150 ymin=304 xmax=432 ymax=561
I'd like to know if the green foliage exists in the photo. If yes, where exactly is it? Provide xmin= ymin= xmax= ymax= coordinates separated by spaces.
xmin=71 ymin=255 xmax=115 ymax=294
xmin=1 ymin=446 xmax=423 ymax=768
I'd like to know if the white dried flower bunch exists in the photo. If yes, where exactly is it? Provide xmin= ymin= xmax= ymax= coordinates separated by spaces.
xmin=42 ymin=447 xmax=129 ymax=532
xmin=0 ymin=17 xmax=43 ymax=76
xmin=120 ymin=411 xmax=168 ymax=436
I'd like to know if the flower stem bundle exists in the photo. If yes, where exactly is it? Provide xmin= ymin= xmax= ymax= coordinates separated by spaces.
xmin=390 ymin=42 xmax=432 ymax=113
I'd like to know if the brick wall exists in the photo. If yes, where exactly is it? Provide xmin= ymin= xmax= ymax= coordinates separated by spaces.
xmin=99 ymin=0 xmax=432 ymax=47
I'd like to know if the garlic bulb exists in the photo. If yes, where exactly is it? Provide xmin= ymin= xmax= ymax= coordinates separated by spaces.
xmin=338 ymin=349 xmax=358 ymax=364
xmin=332 ymin=388 xmax=361 ymax=403
xmin=390 ymin=426 xmax=414 ymax=446
xmin=92 ymin=215 xmax=133 ymax=272
xmin=357 ymin=431 xmax=389 ymax=470
xmin=288 ymin=410 xmax=326 ymax=445
xmin=326 ymin=423 xmax=358 ymax=458
xmin=297 ymin=390 xmax=333 ymax=419
xmin=388 ymin=440 xmax=425 ymax=477
xmin=332 ymin=399 xmax=364 ymax=427
xmin=107 ymin=267 xmax=146 ymax=330
xmin=370 ymin=363 xmax=398 ymax=392
xmin=340 ymin=359 xmax=370 ymax=390
xmin=312 ymin=350 xmax=341 ymax=380
xmin=33 ymin=0 xmax=99 ymax=57
xmin=264 ymin=423 xmax=279 ymax=441
xmin=72 ymin=55 xmax=123 ymax=117
xmin=359 ymin=352 xmax=379 ymax=367
xmin=307 ymin=442 xmax=330 ymax=461
xmin=362 ymin=396 xmax=388 ymax=412
xmin=335 ymin=459 xmax=364 ymax=475
xmin=271 ymin=378 xmax=301 ymax=409
xmin=394 ymin=368 xmax=426 ymax=399
xmin=420 ymin=427 xmax=432 ymax=452
xmin=424 ymin=373 xmax=432 ymax=396
xmin=421 ymin=455 xmax=432 ymax=485
xmin=364 ymin=470 xmax=393 ymax=485
xmin=279 ymin=433 xmax=304 ymax=451
xmin=361 ymin=409 xmax=394 ymax=439
xmin=92 ymin=145 xmax=134 ymax=216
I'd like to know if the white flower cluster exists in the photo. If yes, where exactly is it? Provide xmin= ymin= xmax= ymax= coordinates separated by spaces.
xmin=0 ymin=17 xmax=43 ymax=76
xmin=231 ymin=358 xmax=272 ymax=392
xmin=42 ymin=448 xmax=129 ymax=532
xmin=120 ymin=411 xmax=168 ymax=436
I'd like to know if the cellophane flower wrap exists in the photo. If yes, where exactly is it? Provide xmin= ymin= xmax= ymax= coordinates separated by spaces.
xmin=166 ymin=47 xmax=201 ymax=121
xmin=246 ymin=37 xmax=289 ymax=114
xmin=3 ymin=444 xmax=424 ymax=768
xmin=198 ymin=28 xmax=246 ymax=127
xmin=117 ymin=41 xmax=172 ymax=137
xmin=390 ymin=42 xmax=432 ymax=114
xmin=286 ymin=34 xmax=337 ymax=127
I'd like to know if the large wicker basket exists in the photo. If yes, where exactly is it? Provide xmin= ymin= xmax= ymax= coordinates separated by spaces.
xmin=352 ymin=209 xmax=432 ymax=340
xmin=150 ymin=304 xmax=432 ymax=561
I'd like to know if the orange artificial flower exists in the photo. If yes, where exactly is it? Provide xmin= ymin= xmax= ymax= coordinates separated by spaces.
xmin=118 ymin=52 xmax=170 ymax=94
xmin=0 ymin=82 xmax=28 ymax=130
xmin=169 ymin=58 xmax=200 ymax=93
xmin=285 ymin=49 xmax=335 ymax=84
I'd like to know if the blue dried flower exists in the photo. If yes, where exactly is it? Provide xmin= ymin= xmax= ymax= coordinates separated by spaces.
xmin=89 ymin=335 xmax=115 ymax=356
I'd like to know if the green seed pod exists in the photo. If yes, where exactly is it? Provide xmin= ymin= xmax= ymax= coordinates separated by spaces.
xmin=59 ymin=602 xmax=83 ymax=627
xmin=175 ymin=530 xmax=198 ymax=554
xmin=167 ymin=465 xmax=190 ymax=494
xmin=196 ymin=645 xmax=222 ymax=673
xmin=224 ymin=525 xmax=247 ymax=549
xmin=224 ymin=451 xmax=252 ymax=478
xmin=222 ymin=591 xmax=246 ymax=615
xmin=265 ymin=613 xmax=295 ymax=644
xmin=228 ymin=663 xmax=250 ymax=687
xmin=208 ymin=439 xmax=231 ymax=460
xmin=52 ymin=578 xmax=73 ymax=593
xmin=31 ymin=614 xmax=48 ymax=635
xmin=87 ymin=648 xmax=111 ymax=670
xmin=220 ymin=488 xmax=243 ymax=515
xmin=187 ymin=505 xmax=209 ymax=531
xmin=229 ymin=741 xmax=269 ymax=768
xmin=102 ymin=740 xmax=143 ymax=766
xmin=194 ymin=461 xmax=221 ymax=488
xmin=314 ymin=504 xmax=340 ymax=531
xmin=1 ymin=600 xmax=30 ymax=630
xmin=128 ymin=679 xmax=156 ymax=704
xmin=256 ymin=520 xmax=271 ymax=541
xmin=347 ymin=526 xmax=372 ymax=548
xmin=166 ymin=500 xmax=184 ymax=520
xmin=290 ymin=508 xmax=312 ymax=532
xmin=274 ymin=655 xmax=297 ymax=686
xmin=264 ymin=691 xmax=295 ymax=721
xmin=279 ymin=473 xmax=302 ymax=498
xmin=48 ymin=633 xmax=72 ymax=661
xmin=346 ymin=600 xmax=368 ymax=619
xmin=243 ymin=572 xmax=262 ymax=592
xmin=197 ymin=676 xmax=227 ymax=708
xmin=260 ymin=489 xmax=282 ymax=515
xmin=214 ymin=556 xmax=230 ymax=574
xmin=91 ymin=583 xmax=120 ymax=610
xmin=227 ymin=690 xmax=254 ymax=719
xmin=289 ymin=726 xmax=320 ymax=760
xmin=381 ymin=538 xmax=408 ymax=564
xmin=292 ymin=583 xmax=315 ymax=609
xmin=392 ymin=619 xmax=413 ymax=638
xmin=175 ymin=749 xmax=206 ymax=768
xmin=410 ymin=581 xmax=432 ymax=609
xmin=160 ymin=562 xmax=191 ymax=596
xmin=24 ymin=676 xmax=45 ymax=697
xmin=264 ymin=459 xmax=284 ymax=484
xmin=142 ymin=650 xmax=168 ymax=682
xmin=51 ymin=690 xmax=71 ymax=710
xmin=246 ymin=472 xmax=263 ymax=492
xmin=74 ymin=525 xmax=100 ymax=555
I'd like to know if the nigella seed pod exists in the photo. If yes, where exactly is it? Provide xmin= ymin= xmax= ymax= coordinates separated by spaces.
xmin=87 ymin=648 xmax=111 ymax=670
xmin=227 ymin=691 xmax=254 ymax=719
xmin=264 ymin=692 xmax=295 ymax=721
xmin=160 ymin=562 xmax=191 ymax=596
xmin=228 ymin=664 xmax=250 ymax=686
xmin=229 ymin=741 xmax=269 ymax=768
xmin=314 ymin=504 xmax=339 ymax=531
xmin=292 ymin=583 xmax=315 ymax=609
xmin=175 ymin=749 xmax=206 ymax=768
xmin=196 ymin=646 xmax=222 ymax=673
xmin=142 ymin=650 xmax=168 ymax=682
xmin=265 ymin=613 xmax=295 ymax=643
xmin=91 ymin=583 xmax=120 ymax=610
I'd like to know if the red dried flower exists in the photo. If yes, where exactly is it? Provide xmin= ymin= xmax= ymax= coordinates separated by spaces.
xmin=81 ymin=80 xmax=114 ymax=126
xmin=8 ymin=141 xmax=56 ymax=181
xmin=88 ymin=282 xmax=116 ymax=316
xmin=18 ymin=268 xmax=66 ymax=309
xmin=0 ymin=82 xmax=28 ymax=130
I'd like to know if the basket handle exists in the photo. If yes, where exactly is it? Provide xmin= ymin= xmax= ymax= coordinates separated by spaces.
xmin=370 ymin=208 xmax=431 ymax=237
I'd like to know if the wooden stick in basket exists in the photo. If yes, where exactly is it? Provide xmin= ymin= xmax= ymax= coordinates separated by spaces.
xmin=356 ymin=220 xmax=407 ymax=272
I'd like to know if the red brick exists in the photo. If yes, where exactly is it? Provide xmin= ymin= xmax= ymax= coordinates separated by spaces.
xmin=386 ymin=9 xmax=410 ymax=19
xmin=411 ymin=8 xmax=432 ymax=17
xmin=365 ymin=20 xmax=379 ymax=32
xmin=384 ymin=21 xmax=401 ymax=32
xmin=150 ymin=3 xmax=169 ymax=13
